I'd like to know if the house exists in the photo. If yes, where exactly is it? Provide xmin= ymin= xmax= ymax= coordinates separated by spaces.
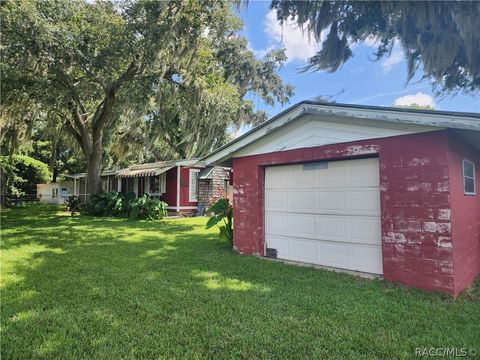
xmin=38 ymin=159 xmax=231 ymax=214
xmin=37 ymin=181 xmax=74 ymax=205
xmin=201 ymin=101 xmax=480 ymax=297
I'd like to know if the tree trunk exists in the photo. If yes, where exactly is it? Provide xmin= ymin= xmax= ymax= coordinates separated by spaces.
xmin=85 ymin=92 xmax=116 ymax=198
xmin=86 ymin=151 xmax=103 ymax=200
xmin=50 ymin=142 xmax=57 ymax=182
xmin=62 ymin=60 xmax=140 ymax=201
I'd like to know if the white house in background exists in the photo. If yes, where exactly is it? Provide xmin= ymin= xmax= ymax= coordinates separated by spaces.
xmin=36 ymin=159 xmax=231 ymax=214
xmin=37 ymin=181 xmax=74 ymax=205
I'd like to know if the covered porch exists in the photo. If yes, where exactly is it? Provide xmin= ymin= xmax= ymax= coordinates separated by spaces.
xmin=71 ymin=159 xmax=202 ymax=214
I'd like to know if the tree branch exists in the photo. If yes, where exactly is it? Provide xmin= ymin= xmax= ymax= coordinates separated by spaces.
xmin=55 ymin=69 xmax=88 ymax=116
xmin=64 ymin=119 xmax=84 ymax=152
xmin=68 ymin=104 xmax=92 ymax=156
xmin=91 ymin=60 xmax=141 ymax=139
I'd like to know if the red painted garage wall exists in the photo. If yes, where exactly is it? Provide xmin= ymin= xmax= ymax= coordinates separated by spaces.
xmin=448 ymin=132 xmax=480 ymax=296
xmin=232 ymin=130 xmax=467 ymax=295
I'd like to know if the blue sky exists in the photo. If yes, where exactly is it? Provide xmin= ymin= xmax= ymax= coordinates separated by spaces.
xmin=237 ymin=2 xmax=480 ymax=118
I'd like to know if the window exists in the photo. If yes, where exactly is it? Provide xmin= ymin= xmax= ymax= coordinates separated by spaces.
xmin=149 ymin=175 xmax=160 ymax=194
xmin=121 ymin=178 xmax=135 ymax=194
xmin=189 ymin=169 xmax=200 ymax=202
xmin=52 ymin=188 xmax=56 ymax=198
xmin=127 ymin=178 xmax=135 ymax=193
xmin=109 ymin=176 xmax=117 ymax=192
xmin=148 ymin=173 xmax=166 ymax=196
xmin=463 ymin=159 xmax=476 ymax=195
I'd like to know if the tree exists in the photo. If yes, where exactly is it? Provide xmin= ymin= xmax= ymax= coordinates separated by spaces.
xmin=2 ymin=0 xmax=241 ymax=196
xmin=270 ymin=0 xmax=480 ymax=95
xmin=0 ymin=155 xmax=51 ymax=195
xmin=3 ymin=0 xmax=292 ymax=195
xmin=102 ymin=6 xmax=293 ymax=162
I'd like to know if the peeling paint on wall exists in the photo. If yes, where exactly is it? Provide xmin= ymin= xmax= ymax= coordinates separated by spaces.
xmin=231 ymin=130 xmax=479 ymax=296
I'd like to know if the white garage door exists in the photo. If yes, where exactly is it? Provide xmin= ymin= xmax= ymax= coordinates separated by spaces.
xmin=265 ymin=158 xmax=383 ymax=274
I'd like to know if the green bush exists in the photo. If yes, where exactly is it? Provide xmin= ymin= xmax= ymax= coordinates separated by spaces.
xmin=85 ymin=191 xmax=167 ymax=220
xmin=205 ymin=198 xmax=233 ymax=245
xmin=66 ymin=195 xmax=81 ymax=216
xmin=0 ymin=155 xmax=51 ymax=195
xmin=129 ymin=195 xmax=168 ymax=220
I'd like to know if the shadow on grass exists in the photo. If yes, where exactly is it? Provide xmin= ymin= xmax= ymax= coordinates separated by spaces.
xmin=1 ymin=205 xmax=480 ymax=359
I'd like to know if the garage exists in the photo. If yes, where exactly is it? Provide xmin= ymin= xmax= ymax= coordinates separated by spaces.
xmin=202 ymin=101 xmax=480 ymax=296
xmin=264 ymin=157 xmax=383 ymax=274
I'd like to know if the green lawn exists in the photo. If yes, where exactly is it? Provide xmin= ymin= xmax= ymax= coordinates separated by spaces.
xmin=1 ymin=205 xmax=479 ymax=359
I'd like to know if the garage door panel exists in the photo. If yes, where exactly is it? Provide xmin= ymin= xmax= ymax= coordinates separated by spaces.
xmin=318 ymin=242 xmax=348 ymax=268
xmin=290 ymin=214 xmax=316 ymax=239
xmin=290 ymin=191 xmax=315 ymax=211
xmin=316 ymin=164 xmax=346 ymax=186
xmin=288 ymin=165 xmax=315 ymax=188
xmin=267 ymin=236 xmax=291 ymax=259
xmin=350 ymin=218 xmax=381 ymax=245
xmin=265 ymin=158 xmax=383 ymax=275
xmin=292 ymin=239 xmax=316 ymax=262
xmin=317 ymin=191 xmax=346 ymax=212
xmin=265 ymin=213 xmax=289 ymax=234
xmin=265 ymin=166 xmax=288 ymax=189
xmin=265 ymin=191 xmax=288 ymax=211
xmin=349 ymin=189 xmax=380 ymax=214
xmin=348 ymin=245 xmax=383 ymax=274
xmin=317 ymin=216 xmax=347 ymax=241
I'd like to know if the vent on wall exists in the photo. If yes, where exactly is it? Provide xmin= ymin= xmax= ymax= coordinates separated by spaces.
xmin=303 ymin=162 xmax=328 ymax=171
xmin=265 ymin=248 xmax=278 ymax=259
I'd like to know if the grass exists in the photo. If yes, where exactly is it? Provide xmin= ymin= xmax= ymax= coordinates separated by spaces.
xmin=1 ymin=205 xmax=479 ymax=359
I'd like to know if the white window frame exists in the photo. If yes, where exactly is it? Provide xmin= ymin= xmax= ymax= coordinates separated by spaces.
xmin=148 ymin=173 xmax=167 ymax=196
xmin=189 ymin=168 xmax=200 ymax=202
xmin=462 ymin=159 xmax=476 ymax=196
xmin=160 ymin=172 xmax=167 ymax=194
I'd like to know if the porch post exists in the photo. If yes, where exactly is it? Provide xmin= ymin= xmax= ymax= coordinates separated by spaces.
xmin=176 ymin=165 xmax=181 ymax=213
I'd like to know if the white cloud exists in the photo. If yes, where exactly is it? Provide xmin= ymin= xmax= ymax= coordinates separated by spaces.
xmin=263 ymin=10 xmax=322 ymax=63
xmin=363 ymin=35 xmax=381 ymax=48
xmin=394 ymin=92 xmax=436 ymax=108
xmin=247 ymin=41 xmax=273 ymax=59
xmin=381 ymin=45 xmax=404 ymax=72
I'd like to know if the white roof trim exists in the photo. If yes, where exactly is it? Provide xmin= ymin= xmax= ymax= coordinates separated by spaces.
xmin=203 ymin=102 xmax=479 ymax=165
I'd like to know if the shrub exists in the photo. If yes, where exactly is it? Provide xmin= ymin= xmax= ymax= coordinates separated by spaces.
xmin=84 ymin=191 xmax=167 ymax=220
xmin=66 ymin=195 xmax=81 ymax=216
xmin=205 ymin=198 xmax=233 ymax=245
xmin=0 ymin=155 xmax=51 ymax=195
xmin=129 ymin=195 xmax=168 ymax=220
xmin=85 ymin=191 xmax=135 ymax=217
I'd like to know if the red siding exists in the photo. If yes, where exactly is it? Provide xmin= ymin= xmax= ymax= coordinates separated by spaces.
xmin=158 ymin=166 xmax=201 ymax=209
xmin=159 ymin=167 xmax=178 ymax=207
xmin=180 ymin=167 xmax=200 ymax=207
xmin=232 ymin=130 xmax=475 ymax=296
xmin=448 ymin=132 xmax=480 ymax=296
